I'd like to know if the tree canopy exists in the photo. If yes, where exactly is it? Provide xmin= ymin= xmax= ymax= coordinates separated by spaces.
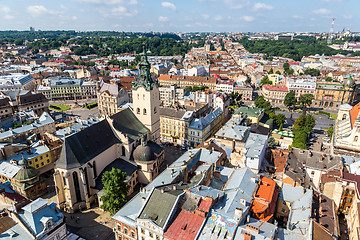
xmin=304 ymin=68 xmax=320 ymax=77
xmin=260 ymin=76 xmax=272 ymax=86
xmin=254 ymin=96 xmax=273 ymax=115
xmin=284 ymin=90 xmax=297 ymax=110
xmin=100 ymin=168 xmax=129 ymax=215
xmin=298 ymin=94 xmax=314 ymax=111
xmin=238 ymin=36 xmax=360 ymax=61
xmin=292 ymin=114 xmax=316 ymax=149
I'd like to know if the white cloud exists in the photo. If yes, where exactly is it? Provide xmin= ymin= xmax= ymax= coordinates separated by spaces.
xmin=0 ymin=6 xmax=11 ymax=13
xmin=214 ymin=15 xmax=223 ymax=21
xmin=224 ymin=0 xmax=249 ymax=9
xmin=343 ymin=15 xmax=352 ymax=19
xmin=253 ymin=3 xmax=273 ymax=11
xmin=27 ymin=5 xmax=56 ymax=17
xmin=242 ymin=16 xmax=254 ymax=22
xmin=111 ymin=6 xmax=138 ymax=17
xmin=313 ymin=8 xmax=331 ymax=15
xmin=72 ymin=16 xmax=78 ymax=20
xmin=158 ymin=16 xmax=168 ymax=22
xmin=4 ymin=15 xmax=14 ymax=20
xmin=128 ymin=0 xmax=138 ymax=5
xmin=202 ymin=14 xmax=210 ymax=19
xmin=77 ymin=0 xmax=124 ymax=4
xmin=161 ymin=2 xmax=176 ymax=11
xmin=292 ymin=15 xmax=303 ymax=19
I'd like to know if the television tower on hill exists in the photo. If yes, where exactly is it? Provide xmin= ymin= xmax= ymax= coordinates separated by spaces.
xmin=327 ymin=18 xmax=336 ymax=45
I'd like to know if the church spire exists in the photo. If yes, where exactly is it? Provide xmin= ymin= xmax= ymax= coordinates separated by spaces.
xmin=132 ymin=45 xmax=157 ymax=91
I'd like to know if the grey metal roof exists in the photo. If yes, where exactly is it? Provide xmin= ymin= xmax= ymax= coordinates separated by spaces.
xmin=234 ymin=218 xmax=277 ymax=240
xmin=215 ymin=124 xmax=250 ymax=141
xmin=0 ymin=161 xmax=21 ymax=178
xmin=0 ymin=112 xmax=54 ymax=141
xmin=138 ymin=188 xmax=180 ymax=228
xmin=244 ymin=133 xmax=268 ymax=159
xmin=56 ymin=119 xmax=121 ymax=170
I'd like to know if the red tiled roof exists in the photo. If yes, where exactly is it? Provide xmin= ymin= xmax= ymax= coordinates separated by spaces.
xmin=163 ymin=210 xmax=205 ymax=240
xmin=271 ymin=149 xmax=289 ymax=173
xmin=350 ymin=102 xmax=360 ymax=128
xmin=158 ymin=75 xmax=217 ymax=84
xmin=197 ymin=198 xmax=212 ymax=212
xmin=263 ymin=84 xmax=288 ymax=92
xmin=4 ymin=192 xmax=30 ymax=205
xmin=250 ymin=176 xmax=278 ymax=222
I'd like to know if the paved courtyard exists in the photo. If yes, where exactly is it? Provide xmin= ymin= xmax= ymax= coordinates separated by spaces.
xmin=64 ymin=208 xmax=115 ymax=240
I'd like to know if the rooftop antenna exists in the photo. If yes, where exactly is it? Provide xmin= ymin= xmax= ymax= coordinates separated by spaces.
xmin=327 ymin=18 xmax=336 ymax=45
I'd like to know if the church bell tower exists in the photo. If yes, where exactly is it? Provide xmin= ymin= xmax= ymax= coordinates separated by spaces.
xmin=132 ymin=48 xmax=160 ymax=143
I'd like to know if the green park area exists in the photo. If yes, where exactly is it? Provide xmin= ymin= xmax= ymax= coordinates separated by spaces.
xmin=83 ymin=102 xmax=98 ymax=109
xmin=49 ymin=105 xmax=70 ymax=111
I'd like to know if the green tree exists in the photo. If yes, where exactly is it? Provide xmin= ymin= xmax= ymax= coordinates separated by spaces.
xmin=304 ymin=68 xmax=320 ymax=77
xmin=14 ymin=39 xmax=24 ymax=46
xmin=325 ymin=76 xmax=332 ymax=82
xmin=298 ymin=94 xmax=314 ymax=113
xmin=268 ymin=137 xmax=276 ymax=148
xmin=268 ymin=68 xmax=274 ymax=74
xmin=283 ymin=62 xmax=290 ymax=72
xmin=100 ymin=168 xmax=129 ymax=215
xmin=284 ymin=90 xmax=297 ymax=111
xmin=291 ymin=114 xmax=316 ymax=150
xmin=275 ymin=114 xmax=286 ymax=128
xmin=260 ymin=76 xmax=272 ymax=86
xmin=275 ymin=70 xmax=281 ymax=75
xmin=327 ymin=125 xmax=334 ymax=138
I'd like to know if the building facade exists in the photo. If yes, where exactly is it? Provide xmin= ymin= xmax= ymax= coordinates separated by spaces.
xmin=97 ymin=81 xmax=130 ymax=116
xmin=159 ymin=85 xmax=187 ymax=107
xmin=261 ymin=84 xmax=289 ymax=104
xmin=313 ymin=78 xmax=356 ymax=109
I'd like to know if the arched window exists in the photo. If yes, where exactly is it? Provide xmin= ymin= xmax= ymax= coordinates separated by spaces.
xmin=355 ymin=136 xmax=359 ymax=142
xmin=73 ymin=172 xmax=82 ymax=203
xmin=143 ymin=108 xmax=147 ymax=115
xmin=154 ymin=107 xmax=157 ymax=114
xmin=122 ymin=146 xmax=126 ymax=156
xmin=137 ymin=108 xmax=140 ymax=114
xmin=342 ymin=114 xmax=347 ymax=120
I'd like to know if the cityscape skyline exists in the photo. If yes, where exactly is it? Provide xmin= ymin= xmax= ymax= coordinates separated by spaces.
xmin=0 ymin=0 xmax=358 ymax=32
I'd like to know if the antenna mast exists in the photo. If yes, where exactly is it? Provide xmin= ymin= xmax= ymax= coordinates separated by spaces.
xmin=327 ymin=18 xmax=336 ymax=44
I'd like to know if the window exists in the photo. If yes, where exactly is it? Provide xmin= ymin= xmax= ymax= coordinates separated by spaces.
xmin=35 ymin=158 xmax=38 ymax=162
xmin=281 ymin=208 xmax=285 ymax=213
xmin=122 ymin=146 xmax=126 ymax=156
xmin=355 ymin=136 xmax=359 ymax=142
xmin=143 ymin=94 xmax=145 ymax=100
xmin=154 ymin=107 xmax=157 ymax=114
xmin=137 ymin=108 xmax=140 ymax=114
xmin=149 ymin=232 xmax=153 ymax=238
xmin=47 ymin=159 xmax=50 ymax=163
xmin=41 ymin=162 xmax=44 ymax=166
xmin=36 ymin=164 xmax=39 ymax=168
xmin=141 ymin=228 xmax=145 ymax=234
xmin=143 ymin=108 xmax=147 ymax=115
xmin=124 ymin=227 xmax=128 ymax=235
xmin=282 ymin=201 xmax=286 ymax=206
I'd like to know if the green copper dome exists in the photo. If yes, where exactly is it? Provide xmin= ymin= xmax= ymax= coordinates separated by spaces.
xmin=14 ymin=158 xmax=39 ymax=182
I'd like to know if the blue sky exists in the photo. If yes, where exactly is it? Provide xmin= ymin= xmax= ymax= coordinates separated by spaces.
xmin=0 ymin=0 xmax=358 ymax=32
